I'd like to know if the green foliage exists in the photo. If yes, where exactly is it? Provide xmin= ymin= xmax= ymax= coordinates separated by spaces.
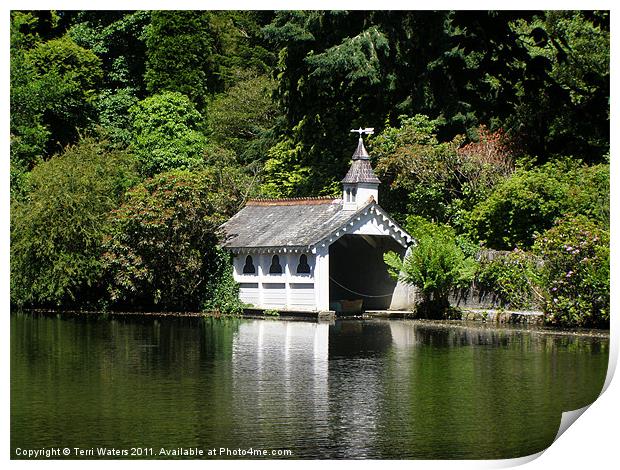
xmin=11 ymin=32 xmax=103 ymax=170
xmin=144 ymin=11 xmax=219 ymax=109
xmin=130 ymin=91 xmax=207 ymax=177
xmin=25 ymin=36 xmax=102 ymax=143
xmin=476 ymin=250 xmax=542 ymax=309
xmin=469 ymin=160 xmax=609 ymax=249
xmin=68 ymin=11 xmax=150 ymax=148
xmin=206 ymin=11 xmax=276 ymax=85
xmin=262 ymin=10 xmax=608 ymax=196
xmin=144 ymin=11 xmax=274 ymax=110
xmin=102 ymin=170 xmax=231 ymax=311
xmin=261 ymin=136 xmax=315 ymax=197
xmin=207 ymin=72 xmax=280 ymax=163
xmin=509 ymin=11 xmax=609 ymax=161
xmin=11 ymin=138 xmax=139 ymax=307
xmin=95 ymin=87 xmax=139 ymax=148
xmin=263 ymin=309 xmax=280 ymax=317
xmin=533 ymin=216 xmax=609 ymax=328
xmin=202 ymin=144 xmax=264 ymax=212
xmin=68 ymin=11 xmax=150 ymax=91
xmin=263 ymin=11 xmax=412 ymax=194
xmin=26 ymin=35 xmax=102 ymax=90
xmin=305 ymin=25 xmax=390 ymax=88
xmin=11 ymin=11 xmax=47 ymax=50
xmin=202 ymin=248 xmax=246 ymax=315
xmin=384 ymin=219 xmax=478 ymax=317
xmin=373 ymin=116 xmax=514 ymax=227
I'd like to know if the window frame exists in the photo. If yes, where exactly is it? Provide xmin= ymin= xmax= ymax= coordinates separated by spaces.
xmin=242 ymin=255 xmax=256 ymax=274
xmin=268 ymin=254 xmax=283 ymax=275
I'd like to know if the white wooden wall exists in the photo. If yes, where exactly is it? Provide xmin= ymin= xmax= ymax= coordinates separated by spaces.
xmin=233 ymin=253 xmax=318 ymax=311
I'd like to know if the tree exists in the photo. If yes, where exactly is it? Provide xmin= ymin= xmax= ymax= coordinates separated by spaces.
xmin=207 ymin=72 xmax=280 ymax=164
xmin=260 ymin=135 xmax=316 ymax=198
xmin=261 ymin=10 xmax=608 ymax=198
xmin=11 ymin=138 xmax=139 ymax=307
xmin=68 ymin=11 xmax=151 ymax=147
xmin=96 ymin=87 xmax=139 ymax=148
xmin=68 ymin=10 xmax=150 ymax=92
xmin=263 ymin=11 xmax=418 ymax=194
xmin=144 ymin=11 xmax=276 ymax=111
xmin=508 ymin=11 xmax=609 ymax=162
xmin=102 ymin=170 xmax=233 ymax=311
xmin=24 ymin=36 xmax=103 ymax=149
xmin=372 ymin=115 xmax=515 ymax=227
xmin=130 ymin=91 xmax=207 ymax=177
xmin=11 ymin=30 xmax=103 ymax=171
xmin=143 ymin=11 xmax=220 ymax=109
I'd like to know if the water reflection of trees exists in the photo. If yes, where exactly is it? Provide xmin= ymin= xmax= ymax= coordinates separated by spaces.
xmin=375 ymin=321 xmax=609 ymax=458
xmin=11 ymin=313 xmax=241 ymax=451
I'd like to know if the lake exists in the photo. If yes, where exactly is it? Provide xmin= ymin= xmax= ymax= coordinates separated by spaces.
xmin=11 ymin=312 xmax=608 ymax=459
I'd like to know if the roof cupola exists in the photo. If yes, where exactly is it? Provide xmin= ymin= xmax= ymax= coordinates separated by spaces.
xmin=342 ymin=127 xmax=380 ymax=210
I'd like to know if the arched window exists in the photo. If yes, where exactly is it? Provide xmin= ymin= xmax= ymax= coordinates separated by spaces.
xmin=351 ymin=188 xmax=357 ymax=201
xmin=269 ymin=255 xmax=283 ymax=274
xmin=242 ymin=255 xmax=256 ymax=274
xmin=296 ymin=254 xmax=311 ymax=274
xmin=346 ymin=188 xmax=351 ymax=202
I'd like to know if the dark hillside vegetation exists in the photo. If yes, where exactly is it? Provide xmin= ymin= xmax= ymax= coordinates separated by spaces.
xmin=10 ymin=10 xmax=609 ymax=326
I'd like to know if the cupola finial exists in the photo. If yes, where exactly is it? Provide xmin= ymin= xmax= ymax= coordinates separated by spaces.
xmin=349 ymin=127 xmax=374 ymax=160
xmin=350 ymin=127 xmax=374 ymax=136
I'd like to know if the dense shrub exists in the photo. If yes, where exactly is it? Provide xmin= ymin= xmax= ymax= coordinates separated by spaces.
xmin=384 ymin=217 xmax=478 ymax=317
xmin=102 ymin=170 xmax=230 ymax=311
xmin=533 ymin=216 xmax=609 ymax=328
xmin=475 ymin=250 xmax=542 ymax=309
xmin=469 ymin=160 xmax=609 ymax=249
xmin=11 ymin=139 xmax=138 ymax=307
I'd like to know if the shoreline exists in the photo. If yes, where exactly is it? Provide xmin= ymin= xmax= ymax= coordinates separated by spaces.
xmin=12 ymin=308 xmax=610 ymax=338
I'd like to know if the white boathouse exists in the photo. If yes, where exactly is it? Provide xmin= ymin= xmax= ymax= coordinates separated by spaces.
xmin=220 ymin=131 xmax=416 ymax=313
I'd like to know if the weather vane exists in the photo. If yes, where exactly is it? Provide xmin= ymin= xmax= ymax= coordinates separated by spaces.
xmin=350 ymin=127 xmax=374 ymax=136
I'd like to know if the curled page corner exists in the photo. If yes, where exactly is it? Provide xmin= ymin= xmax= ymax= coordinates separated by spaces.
xmin=493 ymin=405 xmax=593 ymax=469
xmin=554 ymin=405 xmax=591 ymax=443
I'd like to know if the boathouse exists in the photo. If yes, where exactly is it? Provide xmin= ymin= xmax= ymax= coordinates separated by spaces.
xmin=220 ymin=130 xmax=415 ymax=313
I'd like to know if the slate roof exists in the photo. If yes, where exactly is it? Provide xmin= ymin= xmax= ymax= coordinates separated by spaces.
xmin=341 ymin=137 xmax=381 ymax=184
xmin=341 ymin=159 xmax=381 ymax=184
xmin=220 ymin=198 xmax=369 ymax=250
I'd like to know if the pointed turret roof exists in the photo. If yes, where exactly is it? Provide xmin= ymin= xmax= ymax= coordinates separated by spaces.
xmin=352 ymin=136 xmax=371 ymax=160
xmin=341 ymin=136 xmax=381 ymax=184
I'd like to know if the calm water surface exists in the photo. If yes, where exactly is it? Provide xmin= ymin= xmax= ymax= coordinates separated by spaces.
xmin=11 ymin=312 xmax=608 ymax=459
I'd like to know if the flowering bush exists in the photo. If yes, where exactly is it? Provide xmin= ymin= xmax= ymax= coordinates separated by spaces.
xmin=534 ymin=216 xmax=609 ymax=328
